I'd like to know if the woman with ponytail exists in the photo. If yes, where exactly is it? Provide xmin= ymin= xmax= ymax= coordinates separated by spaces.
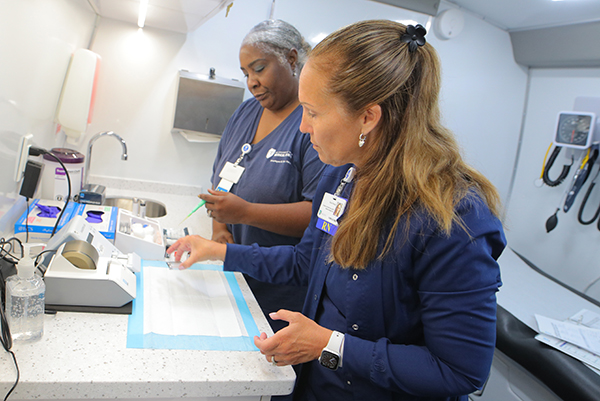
xmin=169 ymin=20 xmax=506 ymax=401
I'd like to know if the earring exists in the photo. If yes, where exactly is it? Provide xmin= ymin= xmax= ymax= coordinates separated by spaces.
xmin=358 ymin=133 xmax=367 ymax=147
xmin=292 ymin=69 xmax=297 ymax=77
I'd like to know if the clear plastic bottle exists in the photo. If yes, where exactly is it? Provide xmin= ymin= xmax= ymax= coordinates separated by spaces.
xmin=5 ymin=243 xmax=45 ymax=342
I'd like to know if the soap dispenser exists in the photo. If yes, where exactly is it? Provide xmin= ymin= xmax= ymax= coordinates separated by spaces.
xmin=5 ymin=243 xmax=45 ymax=342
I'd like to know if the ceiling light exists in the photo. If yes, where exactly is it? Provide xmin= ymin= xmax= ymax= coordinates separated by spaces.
xmin=138 ymin=0 xmax=149 ymax=28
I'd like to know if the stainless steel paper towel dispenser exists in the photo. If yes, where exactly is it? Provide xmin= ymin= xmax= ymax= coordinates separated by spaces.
xmin=171 ymin=69 xmax=245 ymax=142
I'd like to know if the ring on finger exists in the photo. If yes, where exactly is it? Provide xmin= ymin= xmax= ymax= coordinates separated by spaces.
xmin=207 ymin=210 xmax=213 ymax=218
xmin=272 ymin=357 xmax=278 ymax=366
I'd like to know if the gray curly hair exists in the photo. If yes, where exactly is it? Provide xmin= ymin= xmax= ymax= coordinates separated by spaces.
xmin=241 ymin=19 xmax=311 ymax=72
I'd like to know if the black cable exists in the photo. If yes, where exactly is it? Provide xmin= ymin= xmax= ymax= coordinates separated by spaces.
xmin=0 ymin=237 xmax=46 ymax=399
xmin=0 ymin=237 xmax=22 ymax=264
xmin=28 ymin=148 xmax=71 ymax=237
xmin=576 ymin=149 xmax=600 ymax=225
xmin=578 ymin=181 xmax=600 ymax=225
xmin=34 ymin=249 xmax=56 ymax=276
xmin=3 ymin=350 xmax=19 ymax=401
xmin=24 ymin=199 xmax=29 ymax=244
xmin=543 ymin=146 xmax=573 ymax=187
xmin=0 ymin=244 xmax=19 ymax=401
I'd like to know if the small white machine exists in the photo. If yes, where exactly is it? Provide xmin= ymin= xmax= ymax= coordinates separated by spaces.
xmin=45 ymin=215 xmax=139 ymax=307
xmin=115 ymin=209 xmax=165 ymax=260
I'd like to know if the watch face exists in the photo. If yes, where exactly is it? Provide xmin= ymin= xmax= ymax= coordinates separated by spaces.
xmin=319 ymin=350 xmax=339 ymax=370
xmin=555 ymin=113 xmax=593 ymax=147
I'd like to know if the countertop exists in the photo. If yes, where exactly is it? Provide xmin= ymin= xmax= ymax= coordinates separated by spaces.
xmin=0 ymin=176 xmax=296 ymax=400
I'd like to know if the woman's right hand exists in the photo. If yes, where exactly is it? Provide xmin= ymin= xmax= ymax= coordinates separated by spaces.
xmin=166 ymin=235 xmax=227 ymax=269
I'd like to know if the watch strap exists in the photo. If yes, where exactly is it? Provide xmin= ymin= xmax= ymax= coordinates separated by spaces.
xmin=325 ymin=330 xmax=344 ymax=368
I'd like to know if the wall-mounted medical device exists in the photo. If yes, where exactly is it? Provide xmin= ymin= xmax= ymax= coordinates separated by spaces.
xmin=542 ymin=97 xmax=600 ymax=232
xmin=553 ymin=111 xmax=597 ymax=149
xmin=44 ymin=215 xmax=139 ymax=307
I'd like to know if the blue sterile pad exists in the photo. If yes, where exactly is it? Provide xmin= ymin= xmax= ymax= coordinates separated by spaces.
xmin=127 ymin=260 xmax=260 ymax=351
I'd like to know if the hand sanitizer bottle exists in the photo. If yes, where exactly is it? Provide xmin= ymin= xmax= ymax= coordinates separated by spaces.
xmin=5 ymin=243 xmax=45 ymax=342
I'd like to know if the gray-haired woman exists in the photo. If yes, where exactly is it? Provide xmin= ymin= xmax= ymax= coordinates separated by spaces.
xmin=199 ymin=20 xmax=326 ymax=333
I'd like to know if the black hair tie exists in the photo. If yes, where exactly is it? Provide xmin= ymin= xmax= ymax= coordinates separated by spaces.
xmin=401 ymin=24 xmax=427 ymax=53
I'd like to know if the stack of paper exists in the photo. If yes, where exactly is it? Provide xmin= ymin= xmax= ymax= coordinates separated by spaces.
xmin=535 ymin=309 xmax=600 ymax=374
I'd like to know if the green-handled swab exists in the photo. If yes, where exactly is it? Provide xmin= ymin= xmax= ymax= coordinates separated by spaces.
xmin=179 ymin=199 xmax=206 ymax=225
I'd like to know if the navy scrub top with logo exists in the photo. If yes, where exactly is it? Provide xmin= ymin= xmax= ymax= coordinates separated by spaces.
xmin=211 ymin=97 xmax=326 ymax=247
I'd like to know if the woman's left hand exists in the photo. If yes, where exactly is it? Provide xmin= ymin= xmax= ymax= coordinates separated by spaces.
xmin=254 ymin=309 xmax=332 ymax=366
xmin=200 ymin=189 xmax=250 ymax=224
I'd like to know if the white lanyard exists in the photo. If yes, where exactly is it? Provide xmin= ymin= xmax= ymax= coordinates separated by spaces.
xmin=216 ymin=143 xmax=252 ymax=192
xmin=334 ymin=167 xmax=356 ymax=196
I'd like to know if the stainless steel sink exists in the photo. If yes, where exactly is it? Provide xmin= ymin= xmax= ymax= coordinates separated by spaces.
xmin=103 ymin=197 xmax=167 ymax=218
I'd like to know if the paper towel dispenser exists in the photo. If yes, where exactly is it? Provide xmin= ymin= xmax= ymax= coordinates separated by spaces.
xmin=171 ymin=69 xmax=245 ymax=143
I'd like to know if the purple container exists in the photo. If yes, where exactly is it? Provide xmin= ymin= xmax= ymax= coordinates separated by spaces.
xmin=41 ymin=148 xmax=85 ymax=201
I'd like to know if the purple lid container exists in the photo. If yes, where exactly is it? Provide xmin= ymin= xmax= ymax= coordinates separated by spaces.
xmin=42 ymin=148 xmax=85 ymax=164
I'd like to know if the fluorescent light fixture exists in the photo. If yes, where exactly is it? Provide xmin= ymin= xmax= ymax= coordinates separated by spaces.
xmin=138 ymin=0 xmax=149 ymax=28
xmin=396 ymin=19 xmax=420 ymax=27
xmin=310 ymin=33 xmax=328 ymax=45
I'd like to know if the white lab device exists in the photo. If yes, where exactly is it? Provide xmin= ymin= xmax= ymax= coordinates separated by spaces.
xmin=115 ymin=209 xmax=165 ymax=260
xmin=44 ymin=215 xmax=139 ymax=307
xmin=45 ymin=240 xmax=136 ymax=307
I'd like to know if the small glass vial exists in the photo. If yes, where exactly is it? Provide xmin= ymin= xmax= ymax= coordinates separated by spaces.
xmin=5 ymin=243 xmax=45 ymax=342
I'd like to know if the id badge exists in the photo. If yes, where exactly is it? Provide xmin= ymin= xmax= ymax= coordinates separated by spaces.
xmin=316 ymin=192 xmax=347 ymax=236
xmin=216 ymin=178 xmax=234 ymax=192
xmin=219 ymin=162 xmax=245 ymax=184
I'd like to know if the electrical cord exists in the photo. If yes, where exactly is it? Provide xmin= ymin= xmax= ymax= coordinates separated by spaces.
xmin=0 ymin=237 xmax=22 ymax=264
xmin=24 ymin=199 xmax=29 ymax=244
xmin=0 ymin=238 xmax=21 ymax=401
xmin=577 ymin=150 xmax=600 ymax=225
xmin=0 ymin=237 xmax=49 ymax=400
xmin=27 ymin=147 xmax=71 ymax=237
xmin=542 ymin=145 xmax=573 ymax=187
xmin=34 ymin=250 xmax=56 ymax=276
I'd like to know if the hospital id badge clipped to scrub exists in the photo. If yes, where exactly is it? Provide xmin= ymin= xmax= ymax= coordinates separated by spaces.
xmin=216 ymin=162 xmax=244 ymax=192
xmin=216 ymin=143 xmax=251 ymax=192
xmin=317 ymin=192 xmax=348 ymax=236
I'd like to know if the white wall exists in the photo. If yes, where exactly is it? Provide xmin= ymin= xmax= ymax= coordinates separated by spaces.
xmin=0 ymin=0 xmax=95 ymax=197
xmin=66 ymin=0 xmax=526 ymax=200
xmin=505 ymin=68 xmax=600 ymax=298
xmin=1 ymin=0 xmax=527 ymax=230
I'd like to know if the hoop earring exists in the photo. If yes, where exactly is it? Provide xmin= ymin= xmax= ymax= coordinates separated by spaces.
xmin=358 ymin=133 xmax=367 ymax=147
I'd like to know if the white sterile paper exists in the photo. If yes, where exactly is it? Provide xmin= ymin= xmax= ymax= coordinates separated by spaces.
xmin=143 ymin=266 xmax=244 ymax=337
xmin=535 ymin=313 xmax=600 ymax=355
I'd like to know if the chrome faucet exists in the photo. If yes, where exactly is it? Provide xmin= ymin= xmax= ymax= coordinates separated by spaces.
xmin=83 ymin=131 xmax=128 ymax=187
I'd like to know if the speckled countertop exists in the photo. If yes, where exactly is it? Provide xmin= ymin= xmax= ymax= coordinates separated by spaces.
xmin=0 ymin=177 xmax=296 ymax=400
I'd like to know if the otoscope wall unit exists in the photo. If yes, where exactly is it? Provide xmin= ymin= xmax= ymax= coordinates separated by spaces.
xmin=540 ymin=97 xmax=600 ymax=233
xmin=553 ymin=97 xmax=600 ymax=150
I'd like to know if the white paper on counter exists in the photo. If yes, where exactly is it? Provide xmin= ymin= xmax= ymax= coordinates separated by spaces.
xmin=535 ymin=313 xmax=600 ymax=355
xmin=142 ymin=266 xmax=245 ymax=337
